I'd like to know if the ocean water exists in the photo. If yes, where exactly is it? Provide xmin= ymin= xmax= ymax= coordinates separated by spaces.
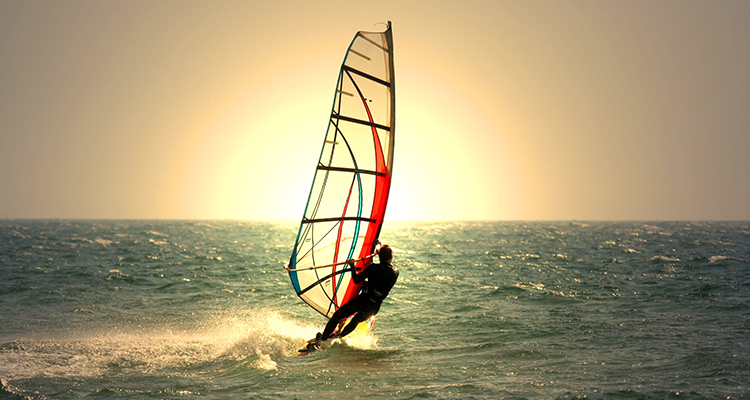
xmin=0 ymin=220 xmax=748 ymax=400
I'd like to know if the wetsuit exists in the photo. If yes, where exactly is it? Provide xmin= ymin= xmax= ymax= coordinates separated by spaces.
xmin=320 ymin=261 xmax=399 ymax=340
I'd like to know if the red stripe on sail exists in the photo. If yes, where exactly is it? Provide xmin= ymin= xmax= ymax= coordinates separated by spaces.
xmin=341 ymin=85 xmax=391 ymax=304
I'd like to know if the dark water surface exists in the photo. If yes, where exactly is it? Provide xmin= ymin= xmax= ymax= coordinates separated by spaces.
xmin=1 ymin=220 xmax=748 ymax=399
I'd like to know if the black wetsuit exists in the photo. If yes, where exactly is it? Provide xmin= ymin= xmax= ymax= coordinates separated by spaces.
xmin=321 ymin=261 xmax=399 ymax=340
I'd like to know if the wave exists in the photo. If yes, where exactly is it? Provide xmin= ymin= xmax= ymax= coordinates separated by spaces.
xmin=69 ymin=237 xmax=115 ymax=247
xmin=708 ymin=255 xmax=748 ymax=264
xmin=649 ymin=255 xmax=681 ymax=263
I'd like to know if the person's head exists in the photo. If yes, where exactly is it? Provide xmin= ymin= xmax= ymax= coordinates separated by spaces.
xmin=379 ymin=244 xmax=393 ymax=263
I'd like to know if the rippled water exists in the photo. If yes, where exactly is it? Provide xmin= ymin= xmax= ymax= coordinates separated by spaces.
xmin=1 ymin=220 xmax=748 ymax=399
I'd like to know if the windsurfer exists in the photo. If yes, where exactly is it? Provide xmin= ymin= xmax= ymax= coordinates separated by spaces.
xmin=318 ymin=244 xmax=399 ymax=341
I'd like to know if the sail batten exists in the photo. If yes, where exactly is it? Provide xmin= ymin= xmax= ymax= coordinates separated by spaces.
xmin=342 ymin=65 xmax=391 ymax=87
xmin=331 ymin=113 xmax=391 ymax=131
xmin=302 ymin=216 xmax=377 ymax=224
xmin=356 ymin=32 xmax=390 ymax=52
xmin=287 ymin=22 xmax=395 ymax=320
xmin=316 ymin=165 xmax=386 ymax=177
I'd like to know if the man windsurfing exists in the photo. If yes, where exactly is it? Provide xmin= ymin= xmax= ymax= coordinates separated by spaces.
xmin=316 ymin=244 xmax=399 ymax=342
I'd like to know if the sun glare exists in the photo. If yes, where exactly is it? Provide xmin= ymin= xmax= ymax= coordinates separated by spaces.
xmin=386 ymin=61 xmax=521 ymax=221
xmin=159 ymin=20 xmax=529 ymax=222
xmin=174 ymin=46 xmax=523 ymax=222
xmin=174 ymin=75 xmax=333 ymax=220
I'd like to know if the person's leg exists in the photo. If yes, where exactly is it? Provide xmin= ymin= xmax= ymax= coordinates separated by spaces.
xmin=337 ymin=301 xmax=380 ymax=338
xmin=321 ymin=297 xmax=362 ymax=340
xmin=336 ymin=310 xmax=370 ymax=338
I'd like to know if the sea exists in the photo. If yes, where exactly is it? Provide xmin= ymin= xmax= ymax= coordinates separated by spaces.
xmin=0 ymin=220 xmax=748 ymax=400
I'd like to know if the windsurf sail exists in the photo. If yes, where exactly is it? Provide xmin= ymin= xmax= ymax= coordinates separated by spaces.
xmin=287 ymin=22 xmax=395 ymax=319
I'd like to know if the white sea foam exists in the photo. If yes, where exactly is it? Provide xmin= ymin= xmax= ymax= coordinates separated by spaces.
xmin=649 ymin=255 xmax=680 ymax=263
xmin=71 ymin=237 xmax=115 ymax=246
xmin=516 ymin=282 xmax=546 ymax=291
xmin=709 ymin=255 xmax=748 ymax=264
xmin=341 ymin=333 xmax=378 ymax=350
xmin=0 ymin=309 xmax=326 ymax=380
xmin=94 ymin=238 xmax=113 ymax=246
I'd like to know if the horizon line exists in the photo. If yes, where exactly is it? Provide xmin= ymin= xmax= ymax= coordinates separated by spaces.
xmin=2 ymin=217 xmax=749 ymax=223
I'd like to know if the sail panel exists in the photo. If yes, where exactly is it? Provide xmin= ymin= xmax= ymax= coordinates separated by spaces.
xmin=288 ymin=23 xmax=395 ymax=319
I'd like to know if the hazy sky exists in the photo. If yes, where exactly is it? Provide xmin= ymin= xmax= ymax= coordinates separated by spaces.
xmin=1 ymin=0 xmax=749 ymax=221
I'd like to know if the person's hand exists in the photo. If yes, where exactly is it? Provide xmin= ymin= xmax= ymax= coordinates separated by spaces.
xmin=373 ymin=242 xmax=383 ymax=256
xmin=346 ymin=259 xmax=355 ymax=267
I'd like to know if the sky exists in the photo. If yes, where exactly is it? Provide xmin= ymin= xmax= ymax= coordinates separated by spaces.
xmin=1 ymin=0 xmax=749 ymax=221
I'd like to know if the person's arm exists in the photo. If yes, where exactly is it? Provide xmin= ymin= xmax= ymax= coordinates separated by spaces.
xmin=347 ymin=259 xmax=371 ymax=284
